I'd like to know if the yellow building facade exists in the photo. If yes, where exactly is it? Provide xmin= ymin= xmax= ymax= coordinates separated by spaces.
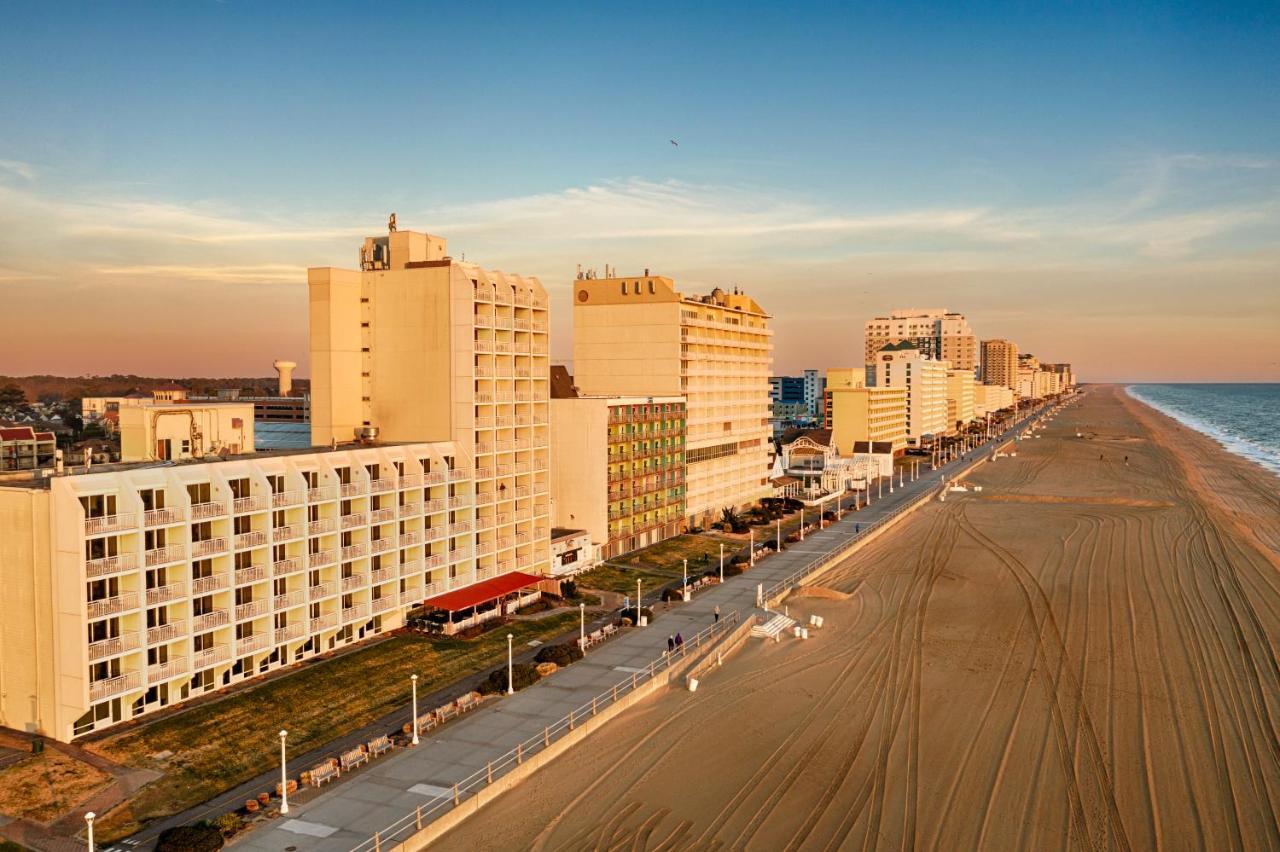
xmin=119 ymin=401 xmax=255 ymax=462
xmin=980 ymin=338 xmax=1019 ymax=391
xmin=945 ymin=369 xmax=976 ymax=429
xmin=309 ymin=227 xmax=551 ymax=579
xmin=0 ymin=442 xmax=478 ymax=741
xmin=823 ymin=368 xmax=908 ymax=456
xmin=571 ymin=276 xmax=771 ymax=527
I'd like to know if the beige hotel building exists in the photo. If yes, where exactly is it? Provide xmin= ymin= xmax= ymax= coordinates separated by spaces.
xmin=572 ymin=276 xmax=771 ymax=528
xmin=823 ymin=368 xmax=908 ymax=456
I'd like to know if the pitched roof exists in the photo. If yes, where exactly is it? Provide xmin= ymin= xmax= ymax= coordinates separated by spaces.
xmin=781 ymin=428 xmax=833 ymax=447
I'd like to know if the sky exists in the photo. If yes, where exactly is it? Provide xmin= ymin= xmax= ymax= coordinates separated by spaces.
xmin=1 ymin=1 xmax=1277 ymax=382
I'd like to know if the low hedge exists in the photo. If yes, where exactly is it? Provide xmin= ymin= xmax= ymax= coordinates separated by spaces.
xmin=156 ymin=824 xmax=224 ymax=852
xmin=534 ymin=642 xmax=584 ymax=667
xmin=619 ymin=606 xmax=654 ymax=625
xmin=477 ymin=662 xmax=541 ymax=695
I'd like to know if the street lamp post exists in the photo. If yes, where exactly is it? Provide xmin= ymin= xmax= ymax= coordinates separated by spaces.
xmin=800 ymin=508 xmax=805 ymax=541
xmin=411 ymin=674 xmax=420 ymax=745
xmin=776 ymin=518 xmax=781 ymax=550
xmin=85 ymin=812 xmax=95 ymax=852
xmin=279 ymin=730 xmax=289 ymax=814
xmin=506 ymin=633 xmax=514 ymax=694
xmin=579 ymin=602 xmax=586 ymax=649
xmin=719 ymin=543 xmax=724 ymax=583
xmin=750 ymin=528 xmax=755 ymax=565
xmin=636 ymin=579 xmax=642 ymax=625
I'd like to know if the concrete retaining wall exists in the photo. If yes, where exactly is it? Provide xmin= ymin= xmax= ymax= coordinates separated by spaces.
xmin=683 ymin=614 xmax=759 ymax=688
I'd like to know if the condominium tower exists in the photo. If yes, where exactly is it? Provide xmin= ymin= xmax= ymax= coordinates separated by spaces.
xmin=823 ymin=368 xmax=908 ymax=456
xmin=572 ymin=276 xmax=772 ymax=528
xmin=864 ymin=309 xmax=978 ymax=372
xmin=310 ymin=226 xmax=552 ymax=578
xmin=980 ymin=338 xmax=1019 ymax=391
xmin=871 ymin=341 xmax=950 ymax=443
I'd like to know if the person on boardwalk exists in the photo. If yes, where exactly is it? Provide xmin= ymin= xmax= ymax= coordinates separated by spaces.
xmin=675 ymin=632 xmax=684 ymax=652
xmin=714 ymin=605 xmax=721 ymax=623
xmin=667 ymin=635 xmax=675 ymax=653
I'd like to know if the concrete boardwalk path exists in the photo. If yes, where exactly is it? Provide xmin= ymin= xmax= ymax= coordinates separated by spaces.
xmin=189 ymin=417 xmax=1040 ymax=852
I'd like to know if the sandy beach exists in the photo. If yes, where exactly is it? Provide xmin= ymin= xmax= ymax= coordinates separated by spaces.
xmin=439 ymin=385 xmax=1280 ymax=851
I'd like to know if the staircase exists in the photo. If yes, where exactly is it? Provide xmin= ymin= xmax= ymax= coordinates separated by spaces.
xmin=751 ymin=613 xmax=796 ymax=640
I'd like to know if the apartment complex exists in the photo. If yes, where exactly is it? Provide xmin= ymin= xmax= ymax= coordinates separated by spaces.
xmin=1 ymin=426 xmax=57 ymax=471
xmin=980 ymin=338 xmax=1019 ymax=391
xmin=823 ymin=368 xmax=908 ymax=456
xmin=945 ymin=368 xmax=976 ymax=429
xmin=974 ymin=384 xmax=1015 ymax=417
xmin=871 ymin=342 xmax=950 ymax=443
xmin=549 ymin=369 xmax=686 ymax=559
xmin=864 ymin=309 xmax=977 ymax=372
xmin=309 ymin=226 xmax=552 ymax=578
xmin=0 ymin=442 xmax=481 ymax=740
xmin=572 ymin=276 xmax=771 ymax=528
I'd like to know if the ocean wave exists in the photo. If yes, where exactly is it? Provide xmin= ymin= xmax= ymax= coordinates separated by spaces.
xmin=1125 ymin=385 xmax=1280 ymax=477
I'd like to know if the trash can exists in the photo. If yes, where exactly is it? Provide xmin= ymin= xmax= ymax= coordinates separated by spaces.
xmin=31 ymin=738 xmax=43 ymax=755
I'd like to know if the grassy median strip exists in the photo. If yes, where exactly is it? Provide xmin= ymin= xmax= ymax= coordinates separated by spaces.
xmin=88 ymin=613 xmax=580 ymax=841
xmin=576 ymin=534 xmax=740 ymax=594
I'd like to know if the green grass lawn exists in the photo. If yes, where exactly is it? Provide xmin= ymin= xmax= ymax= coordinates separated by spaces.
xmin=89 ymin=612 xmax=580 ymax=841
xmin=575 ymin=534 xmax=742 ymax=595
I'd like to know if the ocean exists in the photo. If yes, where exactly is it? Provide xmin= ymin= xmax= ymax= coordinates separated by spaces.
xmin=1126 ymin=383 xmax=1280 ymax=477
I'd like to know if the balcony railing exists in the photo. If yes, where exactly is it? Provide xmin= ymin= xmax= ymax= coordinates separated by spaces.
xmin=308 ymin=485 xmax=337 ymax=502
xmin=339 ymin=482 xmax=367 ymax=498
xmin=273 ymin=524 xmax=303 ymax=541
xmin=398 ymin=558 xmax=423 ymax=575
xmin=192 ymin=573 xmax=231 ymax=595
xmin=370 ymin=478 xmax=399 ymax=494
xmin=272 ymin=490 xmax=304 ymax=508
xmin=449 ymin=521 xmax=471 ymax=535
xmin=369 ymin=537 xmax=394 ymax=554
xmin=273 ymin=590 xmax=305 ymax=610
xmin=399 ymin=530 xmax=423 ymax=547
xmin=449 ymin=468 xmax=470 ymax=481
xmin=399 ymin=473 xmax=424 ymax=489
xmin=476 ymin=540 xmax=495 ymax=556
xmin=146 ymin=620 xmax=186 ymax=645
xmin=424 ymin=471 xmax=447 ymax=485
xmin=308 ymin=517 xmax=336 ymax=536
xmin=400 ymin=590 xmax=421 ymax=606
xmin=370 ymin=566 xmax=397 ymax=584
xmin=370 ymin=506 xmax=397 ymax=524
xmin=147 ymin=657 xmax=190 ymax=685
xmin=145 ymin=544 xmax=184 ymax=567
xmin=190 ymin=538 xmax=227 ymax=558
xmin=234 ymin=530 xmax=267 ymax=550
xmin=274 ymin=623 xmax=305 ymax=644
xmin=450 ymin=494 xmax=473 ymax=508
xmin=308 ymin=549 xmax=336 ymax=569
xmin=340 ymin=543 xmax=368 ymax=561
xmin=193 ymin=644 xmax=231 ymax=669
xmin=308 ymin=582 xmax=336 ymax=600
xmin=145 ymin=582 xmax=186 ymax=607
xmin=424 ymin=553 xmax=445 ymax=570
xmin=236 ymin=633 xmax=269 ymax=655
xmin=88 ymin=631 xmax=141 ymax=662
xmin=232 ymin=495 xmax=267 ymax=514
xmin=234 ymin=564 xmax=267 ymax=585
xmin=85 ymin=513 xmax=136 ymax=535
xmin=235 ymin=600 xmax=268 ymax=621
xmin=190 ymin=501 xmax=227 ymax=521
xmin=272 ymin=557 xmax=303 ymax=576
xmin=90 ymin=671 xmax=142 ymax=702
xmin=341 ymin=512 xmax=368 ymax=529
xmin=143 ymin=507 xmax=185 ymax=527
xmin=371 ymin=596 xmax=397 ymax=614
xmin=309 ymin=613 xmax=338 ymax=633
xmin=341 ymin=603 xmax=371 ymax=623
xmin=341 ymin=574 xmax=368 ymax=592
xmin=85 ymin=552 xmax=137 ymax=579
xmin=192 ymin=610 xmax=230 ymax=631
xmin=87 ymin=592 xmax=139 ymax=620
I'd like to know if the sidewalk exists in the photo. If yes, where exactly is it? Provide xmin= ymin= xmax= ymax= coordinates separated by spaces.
xmin=216 ymin=413 xmax=1040 ymax=852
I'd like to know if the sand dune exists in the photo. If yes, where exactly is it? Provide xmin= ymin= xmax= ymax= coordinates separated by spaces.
xmin=439 ymin=386 xmax=1280 ymax=851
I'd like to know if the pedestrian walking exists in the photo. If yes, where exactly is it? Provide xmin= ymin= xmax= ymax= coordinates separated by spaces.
xmin=855 ymin=523 xmax=860 ymax=534
xmin=714 ymin=605 xmax=721 ymax=623
xmin=666 ymin=635 xmax=675 ymax=653
xmin=675 ymin=632 xmax=684 ymax=652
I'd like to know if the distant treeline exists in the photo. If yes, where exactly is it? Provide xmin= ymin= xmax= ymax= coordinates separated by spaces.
xmin=0 ymin=375 xmax=311 ymax=404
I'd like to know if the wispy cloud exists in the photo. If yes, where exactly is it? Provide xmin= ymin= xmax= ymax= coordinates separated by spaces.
xmin=0 ymin=159 xmax=36 ymax=181
xmin=94 ymin=263 xmax=307 ymax=283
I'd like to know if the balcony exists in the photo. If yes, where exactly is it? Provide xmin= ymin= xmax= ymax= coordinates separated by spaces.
xmin=341 ymin=574 xmax=368 ymax=593
xmin=424 ymin=553 xmax=445 ymax=570
xmin=340 ymin=543 xmax=368 ymax=561
xmin=236 ymin=633 xmax=270 ymax=656
xmin=476 ymin=540 xmax=495 ymax=556
xmin=371 ymin=596 xmax=397 ymax=614
xmin=398 ymin=558 xmax=423 ymax=576
xmin=308 ymin=485 xmax=337 ymax=502
xmin=235 ymin=599 xmax=268 ymax=621
xmin=307 ymin=517 xmax=336 ymax=536
xmin=85 ymin=513 xmax=136 ymax=536
xmin=190 ymin=538 xmax=227 ymax=558
xmin=398 ymin=499 xmax=423 ymax=516
xmin=273 ymin=590 xmax=305 ymax=610
xmin=234 ymin=530 xmax=267 ymax=550
xmin=370 ymin=506 xmax=397 ymax=524
xmin=339 ymin=482 xmax=367 ymax=498
xmin=449 ymin=521 xmax=472 ymax=535
xmin=308 ymin=549 xmax=336 ymax=569
xmin=450 ymin=494 xmax=473 ymax=508
xmin=146 ymin=620 xmax=186 ymax=645
xmin=272 ymin=557 xmax=303 ymax=577
xmin=399 ymin=530 xmax=422 ymax=547
xmin=341 ymin=603 xmax=370 ymax=623
xmin=85 ymin=552 xmax=138 ymax=579
xmin=143 ymin=544 xmax=182 ymax=567
xmin=340 ymin=512 xmax=368 ymax=530
xmin=400 ymin=590 xmax=421 ymax=606
xmin=272 ymin=490 xmax=304 ymax=508
xmin=272 ymin=523 xmax=303 ymax=541
xmin=145 ymin=582 xmax=186 ymax=606
xmin=309 ymin=613 xmax=338 ymax=633
xmin=193 ymin=644 xmax=231 ymax=669
xmin=147 ymin=657 xmax=190 ymax=685
xmin=424 ymin=471 xmax=447 ymax=486
xmin=308 ymin=582 xmax=336 ymax=600
xmin=370 ymin=477 xmax=399 ymax=494
xmin=234 ymin=564 xmax=267 ymax=585
xmin=143 ymin=507 xmax=185 ymax=527
xmin=88 ymin=631 xmax=141 ymax=662
xmin=232 ymin=495 xmax=267 ymax=514
xmin=192 ymin=610 xmax=230 ymax=631
xmin=449 ymin=468 xmax=470 ymax=481
xmin=274 ymin=623 xmax=305 ymax=645
xmin=190 ymin=501 xmax=227 ymax=521
xmin=192 ymin=573 xmax=231 ymax=595
xmin=90 ymin=671 xmax=142 ymax=702
xmin=87 ymin=592 xmax=139 ymax=620
xmin=369 ymin=537 xmax=394 ymax=554
xmin=399 ymin=472 xmax=424 ymax=489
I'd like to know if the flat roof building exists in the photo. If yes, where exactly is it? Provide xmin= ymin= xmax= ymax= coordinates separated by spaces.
xmin=824 ymin=368 xmax=908 ymax=456
xmin=870 ymin=342 xmax=951 ymax=443
xmin=865 ymin=309 xmax=977 ymax=372
xmin=980 ymin=339 xmax=1019 ymax=391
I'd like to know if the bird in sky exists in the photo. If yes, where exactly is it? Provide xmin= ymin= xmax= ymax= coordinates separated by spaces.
xmin=670 ymin=139 xmax=679 ymax=147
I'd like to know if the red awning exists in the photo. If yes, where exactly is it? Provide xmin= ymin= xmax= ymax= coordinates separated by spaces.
xmin=420 ymin=571 xmax=543 ymax=612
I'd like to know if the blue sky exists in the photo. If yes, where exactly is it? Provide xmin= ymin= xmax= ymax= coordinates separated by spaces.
xmin=1 ymin=1 xmax=1277 ymax=380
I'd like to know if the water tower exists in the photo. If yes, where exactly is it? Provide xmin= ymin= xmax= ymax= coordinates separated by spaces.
xmin=273 ymin=360 xmax=297 ymax=396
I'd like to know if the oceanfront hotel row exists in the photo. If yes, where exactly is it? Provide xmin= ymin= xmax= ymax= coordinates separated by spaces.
xmin=0 ymin=223 xmax=1074 ymax=741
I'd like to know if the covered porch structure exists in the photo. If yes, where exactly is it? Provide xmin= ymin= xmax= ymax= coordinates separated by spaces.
xmin=416 ymin=571 xmax=544 ymax=636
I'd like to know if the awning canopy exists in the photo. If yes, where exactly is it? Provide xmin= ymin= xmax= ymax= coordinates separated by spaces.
xmin=420 ymin=571 xmax=543 ymax=612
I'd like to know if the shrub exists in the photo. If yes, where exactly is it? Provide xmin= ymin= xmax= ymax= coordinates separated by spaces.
xmin=721 ymin=562 xmax=745 ymax=577
xmin=785 ymin=533 xmax=801 ymax=544
xmin=534 ymin=643 xmax=583 ymax=667
xmin=212 ymin=813 xmax=242 ymax=837
xmin=477 ymin=662 xmax=540 ymax=695
xmin=661 ymin=587 xmax=685 ymax=602
xmin=619 ymin=606 xmax=654 ymax=625
xmin=761 ymin=539 xmax=781 ymax=552
xmin=561 ymin=579 xmax=578 ymax=599
xmin=156 ymin=823 xmax=224 ymax=852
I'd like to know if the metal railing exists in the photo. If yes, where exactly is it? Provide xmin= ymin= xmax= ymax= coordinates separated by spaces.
xmin=349 ymin=610 xmax=742 ymax=852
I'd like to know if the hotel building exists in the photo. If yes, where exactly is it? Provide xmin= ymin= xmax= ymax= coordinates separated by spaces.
xmin=549 ymin=368 xmax=686 ymax=559
xmin=973 ymin=384 xmax=1014 ymax=417
xmin=572 ymin=276 xmax=771 ymax=528
xmin=823 ymin=368 xmax=908 ymax=456
xmin=0 ymin=441 xmax=479 ymax=740
xmin=871 ymin=342 xmax=950 ymax=443
xmin=309 ymin=226 xmax=552 ymax=579
xmin=864 ymin=309 xmax=978 ymax=372
xmin=945 ymin=368 xmax=976 ymax=429
xmin=980 ymin=338 xmax=1019 ymax=391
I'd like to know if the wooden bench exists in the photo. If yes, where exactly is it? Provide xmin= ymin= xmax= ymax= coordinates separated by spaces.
xmin=436 ymin=701 xmax=458 ymax=722
xmin=415 ymin=712 xmax=438 ymax=736
xmin=308 ymin=759 xmax=340 ymax=787
xmin=457 ymin=691 xmax=481 ymax=713
xmin=339 ymin=746 xmax=368 ymax=772
xmin=602 ymin=623 xmax=618 ymax=638
xmin=368 ymin=735 xmax=392 ymax=758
